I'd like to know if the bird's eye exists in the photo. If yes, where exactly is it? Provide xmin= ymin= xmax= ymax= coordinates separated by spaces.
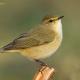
xmin=48 ymin=19 xmax=53 ymax=22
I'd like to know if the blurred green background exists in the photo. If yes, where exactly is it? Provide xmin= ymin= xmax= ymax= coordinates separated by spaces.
xmin=0 ymin=0 xmax=80 ymax=80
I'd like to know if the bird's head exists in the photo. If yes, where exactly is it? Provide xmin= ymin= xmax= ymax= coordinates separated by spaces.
xmin=42 ymin=15 xmax=64 ymax=33
xmin=42 ymin=15 xmax=64 ymax=24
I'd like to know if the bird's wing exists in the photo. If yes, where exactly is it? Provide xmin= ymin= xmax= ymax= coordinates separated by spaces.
xmin=2 ymin=27 xmax=55 ymax=50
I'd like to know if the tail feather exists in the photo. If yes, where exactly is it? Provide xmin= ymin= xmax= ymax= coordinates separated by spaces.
xmin=2 ymin=42 xmax=13 ymax=50
xmin=0 ymin=41 xmax=20 ymax=53
xmin=0 ymin=42 xmax=15 ymax=53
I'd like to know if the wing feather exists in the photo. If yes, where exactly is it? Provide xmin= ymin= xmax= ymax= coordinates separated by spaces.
xmin=3 ymin=26 xmax=55 ymax=50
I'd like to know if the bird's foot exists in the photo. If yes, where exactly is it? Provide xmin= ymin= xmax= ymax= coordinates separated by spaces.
xmin=34 ymin=59 xmax=48 ymax=73
xmin=34 ymin=59 xmax=47 ymax=66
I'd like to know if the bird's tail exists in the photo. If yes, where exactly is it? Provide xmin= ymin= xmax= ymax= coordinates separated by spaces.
xmin=0 ymin=42 xmax=19 ymax=53
xmin=0 ymin=43 xmax=13 ymax=53
xmin=0 ymin=47 xmax=18 ymax=53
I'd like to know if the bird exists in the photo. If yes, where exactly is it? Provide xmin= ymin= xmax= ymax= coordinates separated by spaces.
xmin=0 ymin=15 xmax=64 ymax=65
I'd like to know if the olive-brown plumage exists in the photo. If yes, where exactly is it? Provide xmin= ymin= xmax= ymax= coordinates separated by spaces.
xmin=0 ymin=16 xmax=64 ymax=60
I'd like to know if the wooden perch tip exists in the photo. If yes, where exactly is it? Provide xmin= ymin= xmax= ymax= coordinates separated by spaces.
xmin=33 ymin=65 xmax=55 ymax=80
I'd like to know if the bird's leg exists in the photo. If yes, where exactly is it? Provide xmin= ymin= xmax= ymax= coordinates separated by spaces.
xmin=34 ymin=59 xmax=48 ymax=73
xmin=34 ymin=59 xmax=47 ymax=66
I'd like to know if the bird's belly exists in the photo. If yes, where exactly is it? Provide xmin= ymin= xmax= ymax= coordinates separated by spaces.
xmin=20 ymin=37 xmax=62 ymax=59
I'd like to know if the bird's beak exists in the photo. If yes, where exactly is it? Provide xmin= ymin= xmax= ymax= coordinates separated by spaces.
xmin=58 ymin=16 xmax=64 ymax=20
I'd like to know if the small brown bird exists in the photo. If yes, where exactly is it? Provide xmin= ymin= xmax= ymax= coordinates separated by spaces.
xmin=0 ymin=15 xmax=64 ymax=65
